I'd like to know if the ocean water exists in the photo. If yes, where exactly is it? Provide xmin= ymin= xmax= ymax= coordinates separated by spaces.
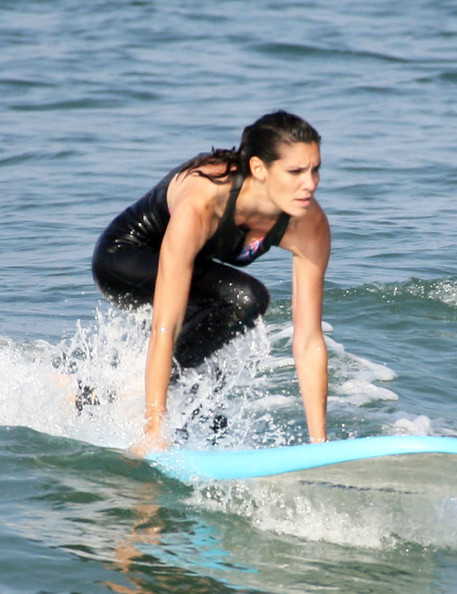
xmin=1 ymin=0 xmax=457 ymax=592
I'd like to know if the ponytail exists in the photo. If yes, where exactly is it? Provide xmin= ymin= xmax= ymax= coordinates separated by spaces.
xmin=179 ymin=110 xmax=320 ymax=183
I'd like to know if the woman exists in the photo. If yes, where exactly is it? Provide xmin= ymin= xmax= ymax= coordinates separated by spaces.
xmin=92 ymin=110 xmax=330 ymax=451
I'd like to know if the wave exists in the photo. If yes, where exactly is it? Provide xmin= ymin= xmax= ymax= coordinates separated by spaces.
xmin=5 ymin=274 xmax=455 ymax=451
xmin=4 ymin=271 xmax=455 ymax=452
xmin=0 ymin=301 xmax=406 ymax=452
xmin=187 ymin=465 xmax=457 ymax=551
xmin=330 ymin=276 xmax=457 ymax=310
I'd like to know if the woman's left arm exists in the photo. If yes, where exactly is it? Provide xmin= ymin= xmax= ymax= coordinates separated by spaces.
xmin=284 ymin=204 xmax=331 ymax=442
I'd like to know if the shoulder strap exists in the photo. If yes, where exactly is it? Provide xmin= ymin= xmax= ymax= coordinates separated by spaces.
xmin=265 ymin=212 xmax=291 ymax=247
xmin=223 ymin=172 xmax=245 ymax=219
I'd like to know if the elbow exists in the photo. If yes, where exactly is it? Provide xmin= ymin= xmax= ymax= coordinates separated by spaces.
xmin=292 ymin=332 xmax=327 ymax=362
xmin=151 ymin=315 xmax=182 ymax=345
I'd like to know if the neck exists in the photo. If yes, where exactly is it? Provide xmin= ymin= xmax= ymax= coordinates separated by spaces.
xmin=231 ymin=177 xmax=282 ymax=233
xmin=236 ymin=176 xmax=281 ymax=219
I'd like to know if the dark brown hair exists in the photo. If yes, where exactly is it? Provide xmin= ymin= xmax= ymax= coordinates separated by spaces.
xmin=180 ymin=110 xmax=321 ymax=183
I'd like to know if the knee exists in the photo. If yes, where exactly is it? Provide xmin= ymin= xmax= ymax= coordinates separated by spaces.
xmin=235 ymin=275 xmax=270 ymax=321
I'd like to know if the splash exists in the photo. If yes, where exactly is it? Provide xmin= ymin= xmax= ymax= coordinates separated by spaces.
xmin=187 ymin=474 xmax=457 ymax=550
xmin=0 ymin=309 xmax=148 ymax=449
xmin=0 ymin=305 xmax=402 ymax=451
xmin=3 ymin=307 xmax=456 ymax=553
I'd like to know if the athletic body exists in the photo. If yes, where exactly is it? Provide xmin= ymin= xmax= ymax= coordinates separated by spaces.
xmin=92 ymin=111 xmax=330 ymax=451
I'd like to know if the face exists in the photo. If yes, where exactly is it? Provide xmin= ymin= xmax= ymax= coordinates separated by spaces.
xmin=260 ymin=141 xmax=321 ymax=217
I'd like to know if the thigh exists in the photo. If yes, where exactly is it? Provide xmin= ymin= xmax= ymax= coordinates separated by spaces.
xmin=189 ymin=259 xmax=270 ymax=316
xmin=175 ymin=260 xmax=269 ymax=367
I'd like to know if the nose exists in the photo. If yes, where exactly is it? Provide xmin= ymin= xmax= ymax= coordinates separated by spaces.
xmin=302 ymin=169 xmax=319 ymax=192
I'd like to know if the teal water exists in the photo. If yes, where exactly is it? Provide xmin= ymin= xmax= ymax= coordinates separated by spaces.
xmin=1 ymin=0 xmax=457 ymax=592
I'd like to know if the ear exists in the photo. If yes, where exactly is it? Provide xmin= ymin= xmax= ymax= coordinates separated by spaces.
xmin=249 ymin=156 xmax=268 ymax=181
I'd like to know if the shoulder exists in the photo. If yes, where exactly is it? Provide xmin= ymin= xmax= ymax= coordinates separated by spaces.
xmin=167 ymin=165 xmax=233 ymax=218
xmin=163 ymin=165 xmax=235 ymax=253
xmin=280 ymin=199 xmax=330 ymax=260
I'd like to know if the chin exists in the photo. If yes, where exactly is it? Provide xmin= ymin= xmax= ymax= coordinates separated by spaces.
xmin=291 ymin=203 xmax=311 ymax=216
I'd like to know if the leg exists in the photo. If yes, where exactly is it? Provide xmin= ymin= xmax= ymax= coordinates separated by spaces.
xmin=174 ymin=260 xmax=269 ymax=368
xmin=93 ymin=240 xmax=269 ymax=367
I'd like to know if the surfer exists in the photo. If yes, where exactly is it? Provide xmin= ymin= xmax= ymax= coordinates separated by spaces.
xmin=92 ymin=110 xmax=330 ymax=450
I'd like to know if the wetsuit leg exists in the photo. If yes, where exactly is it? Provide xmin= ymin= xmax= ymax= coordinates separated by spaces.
xmin=174 ymin=259 xmax=269 ymax=368
xmin=92 ymin=242 xmax=269 ymax=367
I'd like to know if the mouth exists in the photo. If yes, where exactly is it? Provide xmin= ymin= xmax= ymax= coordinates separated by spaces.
xmin=294 ymin=196 xmax=312 ymax=206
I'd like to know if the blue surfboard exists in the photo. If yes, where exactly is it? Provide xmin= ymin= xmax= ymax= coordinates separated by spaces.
xmin=145 ymin=435 xmax=457 ymax=482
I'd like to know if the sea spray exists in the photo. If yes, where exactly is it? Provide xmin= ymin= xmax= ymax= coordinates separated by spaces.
xmin=0 ymin=304 xmax=406 ymax=450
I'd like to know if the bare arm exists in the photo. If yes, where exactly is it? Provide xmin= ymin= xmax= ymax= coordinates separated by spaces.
xmin=282 ymin=203 xmax=330 ymax=442
xmin=140 ymin=178 xmax=217 ymax=451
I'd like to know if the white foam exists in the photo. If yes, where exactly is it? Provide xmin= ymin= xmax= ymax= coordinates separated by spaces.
xmin=325 ymin=335 xmax=398 ymax=406
xmin=187 ymin=476 xmax=457 ymax=550
xmin=3 ymin=310 xmax=457 ymax=553
xmin=0 ymin=309 xmax=149 ymax=449
xmin=0 ymin=307 xmax=399 ymax=451
xmin=334 ymin=380 xmax=399 ymax=406
xmin=391 ymin=414 xmax=432 ymax=436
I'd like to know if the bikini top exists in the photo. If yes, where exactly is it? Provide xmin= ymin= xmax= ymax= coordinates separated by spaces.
xmin=102 ymin=165 xmax=291 ymax=267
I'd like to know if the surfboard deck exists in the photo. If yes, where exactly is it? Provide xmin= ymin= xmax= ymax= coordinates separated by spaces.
xmin=145 ymin=435 xmax=457 ymax=485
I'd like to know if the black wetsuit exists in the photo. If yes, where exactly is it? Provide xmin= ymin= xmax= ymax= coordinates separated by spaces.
xmin=92 ymin=163 xmax=290 ymax=368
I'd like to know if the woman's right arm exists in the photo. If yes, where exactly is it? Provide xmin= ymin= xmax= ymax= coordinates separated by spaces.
xmin=139 ymin=177 xmax=218 ymax=452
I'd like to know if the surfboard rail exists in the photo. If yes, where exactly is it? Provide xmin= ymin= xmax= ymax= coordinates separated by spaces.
xmin=145 ymin=435 xmax=457 ymax=482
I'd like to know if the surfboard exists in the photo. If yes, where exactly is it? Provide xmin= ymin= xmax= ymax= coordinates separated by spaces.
xmin=145 ymin=435 xmax=457 ymax=483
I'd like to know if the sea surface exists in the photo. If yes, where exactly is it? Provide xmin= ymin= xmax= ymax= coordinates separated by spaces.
xmin=1 ymin=0 xmax=457 ymax=592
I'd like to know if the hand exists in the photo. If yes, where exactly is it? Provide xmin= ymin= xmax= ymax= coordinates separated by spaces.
xmin=309 ymin=436 xmax=329 ymax=444
xmin=129 ymin=429 xmax=170 ymax=458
